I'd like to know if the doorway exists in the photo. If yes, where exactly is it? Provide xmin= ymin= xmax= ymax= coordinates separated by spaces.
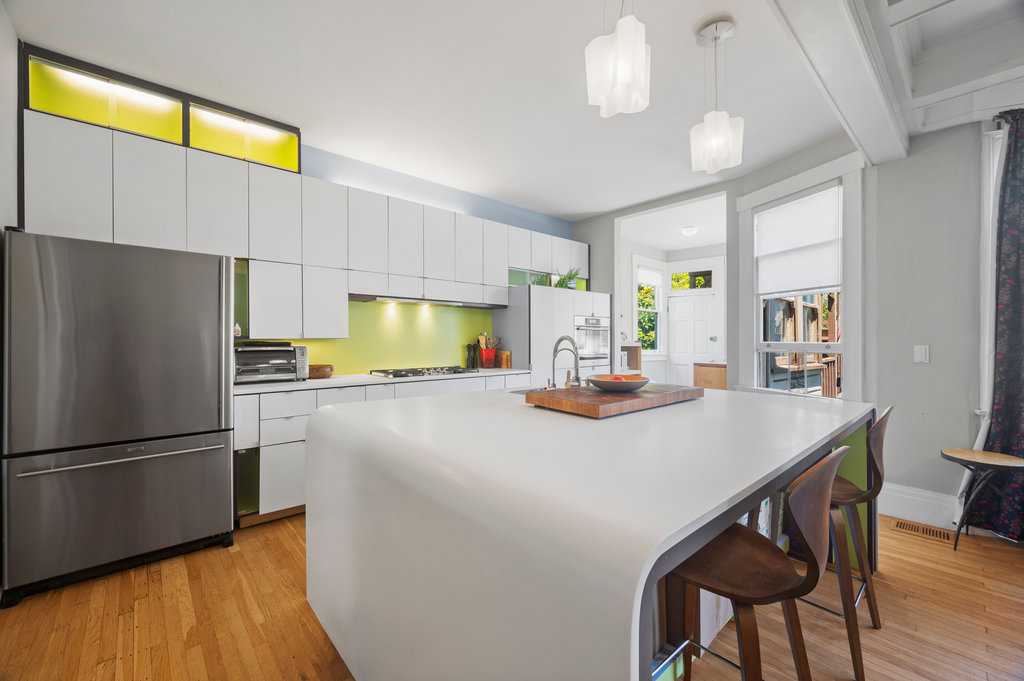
xmin=668 ymin=292 xmax=719 ymax=385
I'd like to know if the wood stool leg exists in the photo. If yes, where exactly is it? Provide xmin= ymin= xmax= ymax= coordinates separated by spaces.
xmin=782 ymin=599 xmax=811 ymax=681
xmin=665 ymin=575 xmax=698 ymax=681
xmin=845 ymin=503 xmax=881 ymax=629
xmin=831 ymin=508 xmax=866 ymax=681
xmin=732 ymin=601 xmax=762 ymax=681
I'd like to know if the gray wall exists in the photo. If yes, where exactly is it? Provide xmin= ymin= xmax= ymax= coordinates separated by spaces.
xmin=0 ymin=3 xmax=16 ymax=228
xmin=865 ymin=123 xmax=982 ymax=494
xmin=302 ymin=145 xmax=572 ymax=238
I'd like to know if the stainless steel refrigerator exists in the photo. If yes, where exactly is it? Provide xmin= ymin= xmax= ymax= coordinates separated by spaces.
xmin=2 ymin=231 xmax=234 ymax=605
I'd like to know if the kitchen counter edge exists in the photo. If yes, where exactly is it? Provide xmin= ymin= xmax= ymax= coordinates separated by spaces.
xmin=233 ymin=368 xmax=532 ymax=395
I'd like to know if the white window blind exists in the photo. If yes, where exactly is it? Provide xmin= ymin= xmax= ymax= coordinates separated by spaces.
xmin=637 ymin=267 xmax=662 ymax=287
xmin=755 ymin=185 xmax=841 ymax=295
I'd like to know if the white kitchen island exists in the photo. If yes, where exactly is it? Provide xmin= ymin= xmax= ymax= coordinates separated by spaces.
xmin=305 ymin=387 xmax=874 ymax=681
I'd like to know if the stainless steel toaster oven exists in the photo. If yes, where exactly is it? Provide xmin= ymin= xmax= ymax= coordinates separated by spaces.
xmin=234 ymin=345 xmax=309 ymax=383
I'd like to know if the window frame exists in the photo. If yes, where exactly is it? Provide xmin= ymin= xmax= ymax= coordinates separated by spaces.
xmin=737 ymin=152 xmax=864 ymax=401
xmin=632 ymin=255 xmax=666 ymax=355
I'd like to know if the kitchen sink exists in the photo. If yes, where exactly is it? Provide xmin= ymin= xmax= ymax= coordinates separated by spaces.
xmin=509 ymin=388 xmax=550 ymax=395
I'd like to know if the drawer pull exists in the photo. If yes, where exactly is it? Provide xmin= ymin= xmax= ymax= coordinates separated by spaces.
xmin=16 ymin=445 xmax=225 ymax=478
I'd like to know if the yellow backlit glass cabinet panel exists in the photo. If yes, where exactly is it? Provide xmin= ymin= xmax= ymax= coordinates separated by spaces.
xmin=29 ymin=58 xmax=183 ymax=144
xmin=190 ymin=105 xmax=299 ymax=172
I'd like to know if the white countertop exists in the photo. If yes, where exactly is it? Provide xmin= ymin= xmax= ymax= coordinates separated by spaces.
xmin=233 ymin=367 xmax=531 ymax=395
xmin=304 ymin=388 xmax=874 ymax=681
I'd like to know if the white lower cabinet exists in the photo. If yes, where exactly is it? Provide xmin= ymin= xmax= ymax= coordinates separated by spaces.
xmin=317 ymin=386 xmax=366 ymax=408
xmin=504 ymin=373 xmax=530 ymax=388
xmin=259 ymin=442 xmax=306 ymax=514
xmin=234 ymin=395 xmax=260 ymax=450
xmin=395 ymin=377 xmax=487 ymax=399
xmin=259 ymin=415 xmax=310 ymax=446
xmin=366 ymin=384 xmax=396 ymax=401
xmin=485 ymin=376 xmax=506 ymax=390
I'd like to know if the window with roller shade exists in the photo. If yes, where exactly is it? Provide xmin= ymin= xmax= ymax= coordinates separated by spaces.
xmin=754 ymin=184 xmax=843 ymax=398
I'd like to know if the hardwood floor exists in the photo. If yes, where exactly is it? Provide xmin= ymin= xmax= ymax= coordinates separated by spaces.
xmin=0 ymin=515 xmax=351 ymax=681
xmin=0 ymin=514 xmax=1020 ymax=680
xmin=687 ymin=517 xmax=1024 ymax=681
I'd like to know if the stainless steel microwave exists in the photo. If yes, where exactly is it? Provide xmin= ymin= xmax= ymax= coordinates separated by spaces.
xmin=234 ymin=345 xmax=309 ymax=384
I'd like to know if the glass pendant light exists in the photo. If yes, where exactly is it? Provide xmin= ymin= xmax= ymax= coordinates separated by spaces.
xmin=690 ymin=20 xmax=743 ymax=174
xmin=584 ymin=3 xmax=651 ymax=118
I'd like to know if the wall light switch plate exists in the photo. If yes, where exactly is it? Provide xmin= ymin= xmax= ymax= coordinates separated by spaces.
xmin=914 ymin=345 xmax=930 ymax=364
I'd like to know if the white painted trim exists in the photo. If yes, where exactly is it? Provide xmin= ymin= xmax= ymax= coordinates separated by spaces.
xmin=737 ymin=152 xmax=866 ymax=212
xmin=884 ymin=0 xmax=955 ymax=27
xmin=877 ymin=482 xmax=957 ymax=529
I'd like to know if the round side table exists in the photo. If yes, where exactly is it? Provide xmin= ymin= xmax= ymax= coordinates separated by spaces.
xmin=940 ymin=449 xmax=1024 ymax=550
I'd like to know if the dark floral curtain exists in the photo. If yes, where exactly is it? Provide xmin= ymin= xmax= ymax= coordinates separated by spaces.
xmin=967 ymin=108 xmax=1024 ymax=540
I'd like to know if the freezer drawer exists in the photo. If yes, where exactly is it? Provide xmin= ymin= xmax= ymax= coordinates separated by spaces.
xmin=2 ymin=431 xmax=232 ymax=589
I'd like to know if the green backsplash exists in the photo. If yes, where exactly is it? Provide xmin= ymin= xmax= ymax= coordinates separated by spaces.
xmin=277 ymin=301 xmax=492 ymax=374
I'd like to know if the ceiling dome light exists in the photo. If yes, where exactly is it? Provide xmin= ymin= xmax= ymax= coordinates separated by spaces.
xmin=690 ymin=20 xmax=744 ymax=174
xmin=681 ymin=226 xmax=699 ymax=236
xmin=585 ymin=14 xmax=651 ymax=118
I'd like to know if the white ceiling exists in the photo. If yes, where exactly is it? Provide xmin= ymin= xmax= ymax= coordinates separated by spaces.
xmin=2 ymin=0 xmax=845 ymax=222
xmin=620 ymin=192 xmax=727 ymax=252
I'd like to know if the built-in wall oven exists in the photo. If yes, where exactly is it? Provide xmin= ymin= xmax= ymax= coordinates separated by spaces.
xmin=574 ymin=315 xmax=610 ymax=361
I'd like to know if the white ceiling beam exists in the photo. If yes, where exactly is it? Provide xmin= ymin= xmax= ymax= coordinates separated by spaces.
xmin=884 ymin=0 xmax=957 ymax=28
xmin=764 ymin=0 xmax=909 ymax=164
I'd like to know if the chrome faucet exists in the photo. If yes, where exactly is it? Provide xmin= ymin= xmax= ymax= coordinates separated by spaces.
xmin=550 ymin=335 xmax=581 ymax=389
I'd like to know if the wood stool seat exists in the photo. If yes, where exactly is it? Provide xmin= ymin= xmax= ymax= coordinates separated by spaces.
xmin=671 ymin=524 xmax=804 ymax=605
xmin=830 ymin=474 xmax=868 ymax=504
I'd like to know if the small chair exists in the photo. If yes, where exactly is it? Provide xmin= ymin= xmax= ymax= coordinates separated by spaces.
xmin=666 ymin=446 xmax=851 ymax=681
xmin=940 ymin=447 xmax=1024 ymax=549
xmin=829 ymin=405 xmax=893 ymax=633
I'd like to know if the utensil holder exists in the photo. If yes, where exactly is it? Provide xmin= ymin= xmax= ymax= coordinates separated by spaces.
xmin=480 ymin=348 xmax=496 ymax=368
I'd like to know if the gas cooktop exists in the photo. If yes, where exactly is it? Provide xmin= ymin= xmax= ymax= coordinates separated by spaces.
xmin=369 ymin=366 xmax=479 ymax=379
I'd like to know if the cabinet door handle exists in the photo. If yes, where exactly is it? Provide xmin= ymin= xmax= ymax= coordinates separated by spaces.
xmin=16 ymin=445 xmax=226 ymax=478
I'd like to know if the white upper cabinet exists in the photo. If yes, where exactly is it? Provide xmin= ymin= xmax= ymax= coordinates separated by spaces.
xmin=508 ymin=226 xmax=532 ymax=270
xmin=454 ymin=214 xmax=484 ymax=283
xmin=24 ymin=111 xmax=113 ymax=243
xmin=571 ymin=240 xmax=590 ymax=279
xmin=249 ymin=164 xmax=302 ymax=264
xmin=593 ymin=292 xmax=611 ymax=317
xmin=348 ymin=188 xmax=388 ymax=273
xmin=113 ymin=131 xmax=185 ymax=250
xmin=551 ymin=237 xmax=572 ymax=277
xmin=531 ymin=232 xmax=552 ymax=273
xmin=388 ymin=197 xmax=424 ymax=277
xmin=249 ymin=260 xmax=303 ymax=339
xmin=482 ymin=220 xmax=508 ymax=287
xmin=302 ymin=265 xmax=349 ymax=339
xmin=301 ymin=176 xmax=348 ymax=269
xmin=186 ymin=149 xmax=248 ymax=258
xmin=424 ymin=206 xmax=456 ymax=280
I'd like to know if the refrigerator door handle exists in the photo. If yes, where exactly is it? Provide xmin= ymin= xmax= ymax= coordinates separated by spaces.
xmin=220 ymin=256 xmax=234 ymax=430
xmin=14 ymin=444 xmax=225 ymax=478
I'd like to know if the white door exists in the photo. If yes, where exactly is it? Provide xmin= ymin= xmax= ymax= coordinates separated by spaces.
xmin=668 ymin=293 xmax=718 ymax=385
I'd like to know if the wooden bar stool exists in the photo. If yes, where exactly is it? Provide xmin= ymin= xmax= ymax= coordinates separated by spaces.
xmin=666 ymin=446 xmax=851 ymax=681
xmin=828 ymin=405 xmax=892 ymax=630
xmin=940 ymin=448 xmax=1024 ymax=549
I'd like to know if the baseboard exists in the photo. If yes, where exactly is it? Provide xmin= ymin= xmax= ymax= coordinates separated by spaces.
xmin=877 ymin=482 xmax=957 ymax=529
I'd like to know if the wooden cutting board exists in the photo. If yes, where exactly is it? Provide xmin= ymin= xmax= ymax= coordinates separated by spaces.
xmin=525 ymin=384 xmax=704 ymax=418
